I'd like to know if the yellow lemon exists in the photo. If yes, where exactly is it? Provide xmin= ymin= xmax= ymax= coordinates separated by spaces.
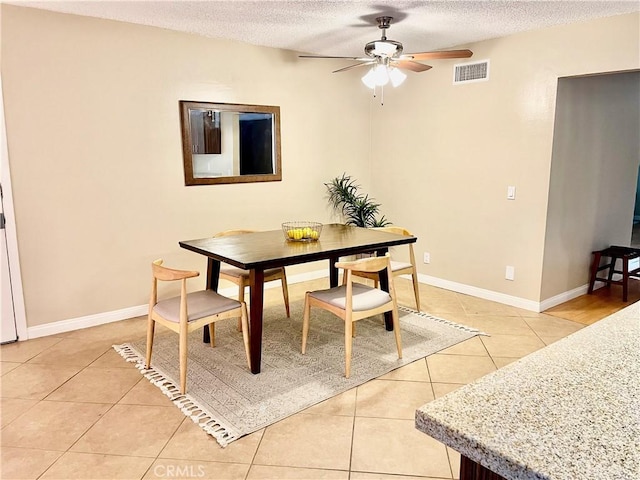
xmin=287 ymin=229 xmax=295 ymax=239
xmin=310 ymin=230 xmax=319 ymax=240
xmin=294 ymin=228 xmax=303 ymax=240
xmin=303 ymin=227 xmax=312 ymax=237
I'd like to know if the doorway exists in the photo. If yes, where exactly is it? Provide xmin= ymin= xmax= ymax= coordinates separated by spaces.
xmin=540 ymin=70 xmax=640 ymax=302
xmin=632 ymin=165 xmax=640 ymax=248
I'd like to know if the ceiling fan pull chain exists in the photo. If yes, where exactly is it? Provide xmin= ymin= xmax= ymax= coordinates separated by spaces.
xmin=381 ymin=85 xmax=384 ymax=106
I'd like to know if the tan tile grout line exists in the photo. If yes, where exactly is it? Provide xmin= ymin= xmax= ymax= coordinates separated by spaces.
xmin=34 ymin=347 xmax=137 ymax=479
xmin=2 ymin=279 xmax=602 ymax=480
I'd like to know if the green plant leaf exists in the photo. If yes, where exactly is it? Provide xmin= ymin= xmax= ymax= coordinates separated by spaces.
xmin=325 ymin=173 xmax=390 ymax=227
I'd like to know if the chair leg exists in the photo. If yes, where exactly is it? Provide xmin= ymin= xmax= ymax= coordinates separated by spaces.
xmin=622 ymin=258 xmax=629 ymax=302
xmin=179 ymin=326 xmax=188 ymax=394
xmin=588 ymin=251 xmax=602 ymax=294
xmin=145 ymin=315 xmax=155 ymax=368
xmin=208 ymin=322 xmax=216 ymax=347
xmin=280 ymin=270 xmax=291 ymax=318
xmin=344 ymin=319 xmax=353 ymax=378
xmin=606 ymin=256 xmax=617 ymax=286
xmin=237 ymin=280 xmax=246 ymax=331
xmin=301 ymin=293 xmax=311 ymax=354
xmin=240 ymin=303 xmax=251 ymax=368
xmin=411 ymin=271 xmax=421 ymax=312
xmin=391 ymin=308 xmax=403 ymax=359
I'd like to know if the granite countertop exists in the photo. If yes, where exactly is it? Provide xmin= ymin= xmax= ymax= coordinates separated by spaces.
xmin=415 ymin=302 xmax=640 ymax=480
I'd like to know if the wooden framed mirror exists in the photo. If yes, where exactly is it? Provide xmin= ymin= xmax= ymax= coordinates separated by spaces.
xmin=179 ymin=101 xmax=282 ymax=185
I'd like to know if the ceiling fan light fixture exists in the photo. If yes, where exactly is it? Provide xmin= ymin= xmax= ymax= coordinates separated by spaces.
xmin=389 ymin=67 xmax=407 ymax=87
xmin=361 ymin=67 xmax=377 ymax=88
xmin=362 ymin=64 xmax=401 ymax=89
xmin=300 ymin=15 xmax=474 ymax=104
xmin=373 ymin=64 xmax=389 ymax=86
xmin=373 ymin=41 xmax=397 ymax=56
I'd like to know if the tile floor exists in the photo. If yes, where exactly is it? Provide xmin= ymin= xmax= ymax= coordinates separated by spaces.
xmin=0 ymin=278 xmax=588 ymax=480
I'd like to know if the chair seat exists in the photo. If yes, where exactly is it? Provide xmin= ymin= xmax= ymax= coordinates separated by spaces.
xmin=309 ymin=283 xmax=392 ymax=311
xmin=220 ymin=265 xmax=283 ymax=279
xmin=154 ymin=290 xmax=241 ymax=322
xmin=302 ymin=253 xmax=402 ymax=378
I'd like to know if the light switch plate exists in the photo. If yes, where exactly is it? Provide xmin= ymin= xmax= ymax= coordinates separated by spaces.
xmin=505 ymin=265 xmax=515 ymax=280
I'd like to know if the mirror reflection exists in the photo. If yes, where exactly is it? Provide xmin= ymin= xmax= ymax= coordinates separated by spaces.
xmin=179 ymin=101 xmax=282 ymax=185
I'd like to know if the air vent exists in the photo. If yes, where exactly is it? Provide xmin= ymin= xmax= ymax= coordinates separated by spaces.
xmin=453 ymin=60 xmax=490 ymax=84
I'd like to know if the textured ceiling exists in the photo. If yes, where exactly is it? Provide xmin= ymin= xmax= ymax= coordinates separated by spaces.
xmin=7 ymin=1 xmax=640 ymax=57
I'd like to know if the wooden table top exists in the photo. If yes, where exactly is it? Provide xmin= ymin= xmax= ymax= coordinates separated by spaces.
xmin=179 ymin=223 xmax=416 ymax=270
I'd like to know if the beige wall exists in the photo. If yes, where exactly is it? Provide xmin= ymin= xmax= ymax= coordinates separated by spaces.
xmin=1 ymin=5 xmax=372 ymax=327
xmin=369 ymin=13 xmax=639 ymax=303
xmin=1 ymin=6 xmax=639 ymax=330
xmin=541 ymin=71 xmax=640 ymax=300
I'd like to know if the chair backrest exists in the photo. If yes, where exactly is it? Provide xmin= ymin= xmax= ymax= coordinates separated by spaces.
xmin=336 ymin=254 xmax=396 ymax=313
xmin=373 ymin=226 xmax=416 ymax=265
xmin=213 ymin=229 xmax=256 ymax=238
xmin=335 ymin=254 xmax=392 ymax=274
xmin=151 ymin=259 xmax=199 ymax=282
xmin=150 ymin=259 xmax=200 ymax=322
xmin=374 ymin=226 xmax=412 ymax=237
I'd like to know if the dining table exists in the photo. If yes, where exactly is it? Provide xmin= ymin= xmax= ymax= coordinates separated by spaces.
xmin=179 ymin=223 xmax=417 ymax=374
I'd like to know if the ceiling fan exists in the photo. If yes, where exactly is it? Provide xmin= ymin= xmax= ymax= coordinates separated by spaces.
xmin=300 ymin=16 xmax=473 ymax=88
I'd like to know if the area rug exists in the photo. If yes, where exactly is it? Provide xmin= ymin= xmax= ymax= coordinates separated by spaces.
xmin=114 ymin=304 xmax=482 ymax=447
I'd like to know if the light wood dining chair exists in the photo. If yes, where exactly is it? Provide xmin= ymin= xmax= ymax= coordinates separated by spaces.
xmin=146 ymin=259 xmax=250 ymax=394
xmin=214 ymin=230 xmax=290 ymax=330
xmin=301 ymin=254 xmax=402 ymax=378
xmin=352 ymin=226 xmax=421 ymax=312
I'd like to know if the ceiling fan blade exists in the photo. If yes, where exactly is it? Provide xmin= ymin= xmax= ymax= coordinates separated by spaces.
xmin=298 ymin=55 xmax=369 ymax=61
xmin=392 ymin=60 xmax=432 ymax=73
xmin=332 ymin=62 xmax=375 ymax=73
xmin=401 ymin=49 xmax=473 ymax=61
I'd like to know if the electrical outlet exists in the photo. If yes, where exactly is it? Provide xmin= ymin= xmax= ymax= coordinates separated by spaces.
xmin=505 ymin=265 xmax=515 ymax=281
xmin=423 ymin=252 xmax=430 ymax=264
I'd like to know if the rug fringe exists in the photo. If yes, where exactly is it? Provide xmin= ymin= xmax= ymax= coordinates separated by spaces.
xmin=399 ymin=306 xmax=488 ymax=336
xmin=112 ymin=344 xmax=239 ymax=448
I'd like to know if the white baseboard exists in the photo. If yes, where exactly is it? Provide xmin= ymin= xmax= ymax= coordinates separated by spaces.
xmin=538 ymin=281 xmax=606 ymax=312
xmin=26 ymin=268 xmax=600 ymax=339
xmin=25 ymin=269 xmax=329 ymax=340
xmin=416 ymin=273 xmax=542 ymax=312
xmin=416 ymin=274 xmax=608 ymax=313
xmin=27 ymin=304 xmax=149 ymax=339
xmin=538 ymin=285 xmax=587 ymax=312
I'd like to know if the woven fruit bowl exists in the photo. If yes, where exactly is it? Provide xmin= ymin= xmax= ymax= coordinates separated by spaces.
xmin=282 ymin=221 xmax=323 ymax=242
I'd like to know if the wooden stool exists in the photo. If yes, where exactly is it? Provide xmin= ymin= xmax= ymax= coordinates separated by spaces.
xmin=588 ymin=246 xmax=640 ymax=302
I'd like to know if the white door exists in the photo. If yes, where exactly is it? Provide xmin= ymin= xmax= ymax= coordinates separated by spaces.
xmin=1 ymin=184 xmax=17 ymax=343
xmin=0 ymin=75 xmax=22 ymax=344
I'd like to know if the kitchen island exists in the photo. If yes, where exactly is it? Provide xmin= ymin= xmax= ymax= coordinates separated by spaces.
xmin=415 ymin=301 xmax=639 ymax=480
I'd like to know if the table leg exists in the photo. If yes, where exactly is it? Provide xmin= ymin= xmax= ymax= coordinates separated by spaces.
xmin=203 ymin=258 xmax=221 ymax=344
xmin=375 ymin=248 xmax=394 ymax=331
xmin=329 ymin=256 xmax=339 ymax=287
xmin=249 ymin=268 xmax=265 ymax=374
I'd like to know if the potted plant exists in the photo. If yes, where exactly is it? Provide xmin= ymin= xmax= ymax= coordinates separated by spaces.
xmin=325 ymin=173 xmax=390 ymax=227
